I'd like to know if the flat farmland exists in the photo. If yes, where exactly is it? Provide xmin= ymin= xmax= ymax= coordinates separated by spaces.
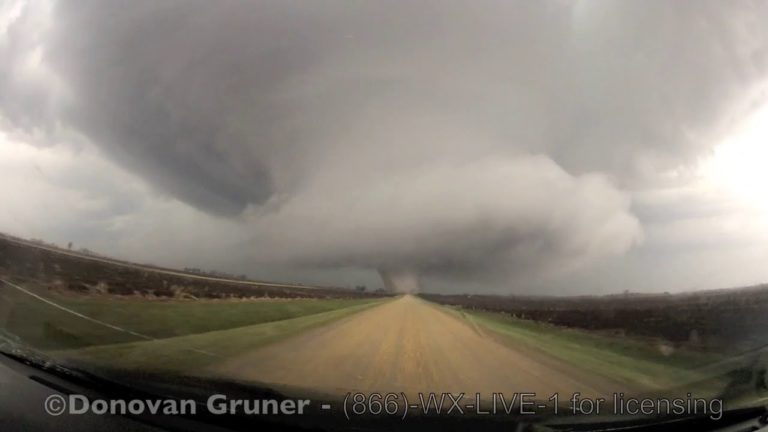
xmin=0 ymin=233 xmax=760 ymax=405
xmin=420 ymin=288 xmax=768 ymax=353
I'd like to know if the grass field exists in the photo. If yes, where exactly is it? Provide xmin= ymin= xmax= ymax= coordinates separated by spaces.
xmin=0 ymin=283 xmax=386 ymax=350
xmin=450 ymin=307 xmax=728 ymax=392
xmin=56 ymin=300 xmax=386 ymax=373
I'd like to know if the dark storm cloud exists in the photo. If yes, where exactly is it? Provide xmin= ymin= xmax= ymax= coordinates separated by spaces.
xmin=1 ymin=0 xmax=768 ymax=287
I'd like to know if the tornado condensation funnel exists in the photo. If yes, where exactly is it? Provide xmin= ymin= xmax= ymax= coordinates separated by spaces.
xmin=378 ymin=268 xmax=421 ymax=293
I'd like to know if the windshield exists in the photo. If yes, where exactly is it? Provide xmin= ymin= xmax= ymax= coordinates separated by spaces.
xmin=2 ymin=1 xmax=768 ymax=431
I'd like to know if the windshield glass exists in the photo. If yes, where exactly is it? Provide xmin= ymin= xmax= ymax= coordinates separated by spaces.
xmin=1 ymin=1 xmax=768 ymax=431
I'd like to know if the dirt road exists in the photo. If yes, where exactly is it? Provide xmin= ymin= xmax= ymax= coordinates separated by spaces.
xmin=213 ymin=295 xmax=621 ymax=398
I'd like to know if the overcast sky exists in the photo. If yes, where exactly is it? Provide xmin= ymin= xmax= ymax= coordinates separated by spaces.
xmin=2 ymin=0 xmax=768 ymax=294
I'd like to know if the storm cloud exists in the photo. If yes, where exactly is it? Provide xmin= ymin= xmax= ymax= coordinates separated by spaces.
xmin=2 ymin=0 xmax=768 ymax=291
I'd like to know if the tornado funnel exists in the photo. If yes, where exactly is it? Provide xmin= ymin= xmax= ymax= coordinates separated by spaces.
xmin=378 ymin=268 xmax=421 ymax=293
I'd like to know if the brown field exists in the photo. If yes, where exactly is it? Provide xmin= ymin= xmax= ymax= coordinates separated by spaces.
xmin=0 ymin=233 xmax=388 ymax=301
xmin=420 ymin=287 xmax=768 ymax=353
